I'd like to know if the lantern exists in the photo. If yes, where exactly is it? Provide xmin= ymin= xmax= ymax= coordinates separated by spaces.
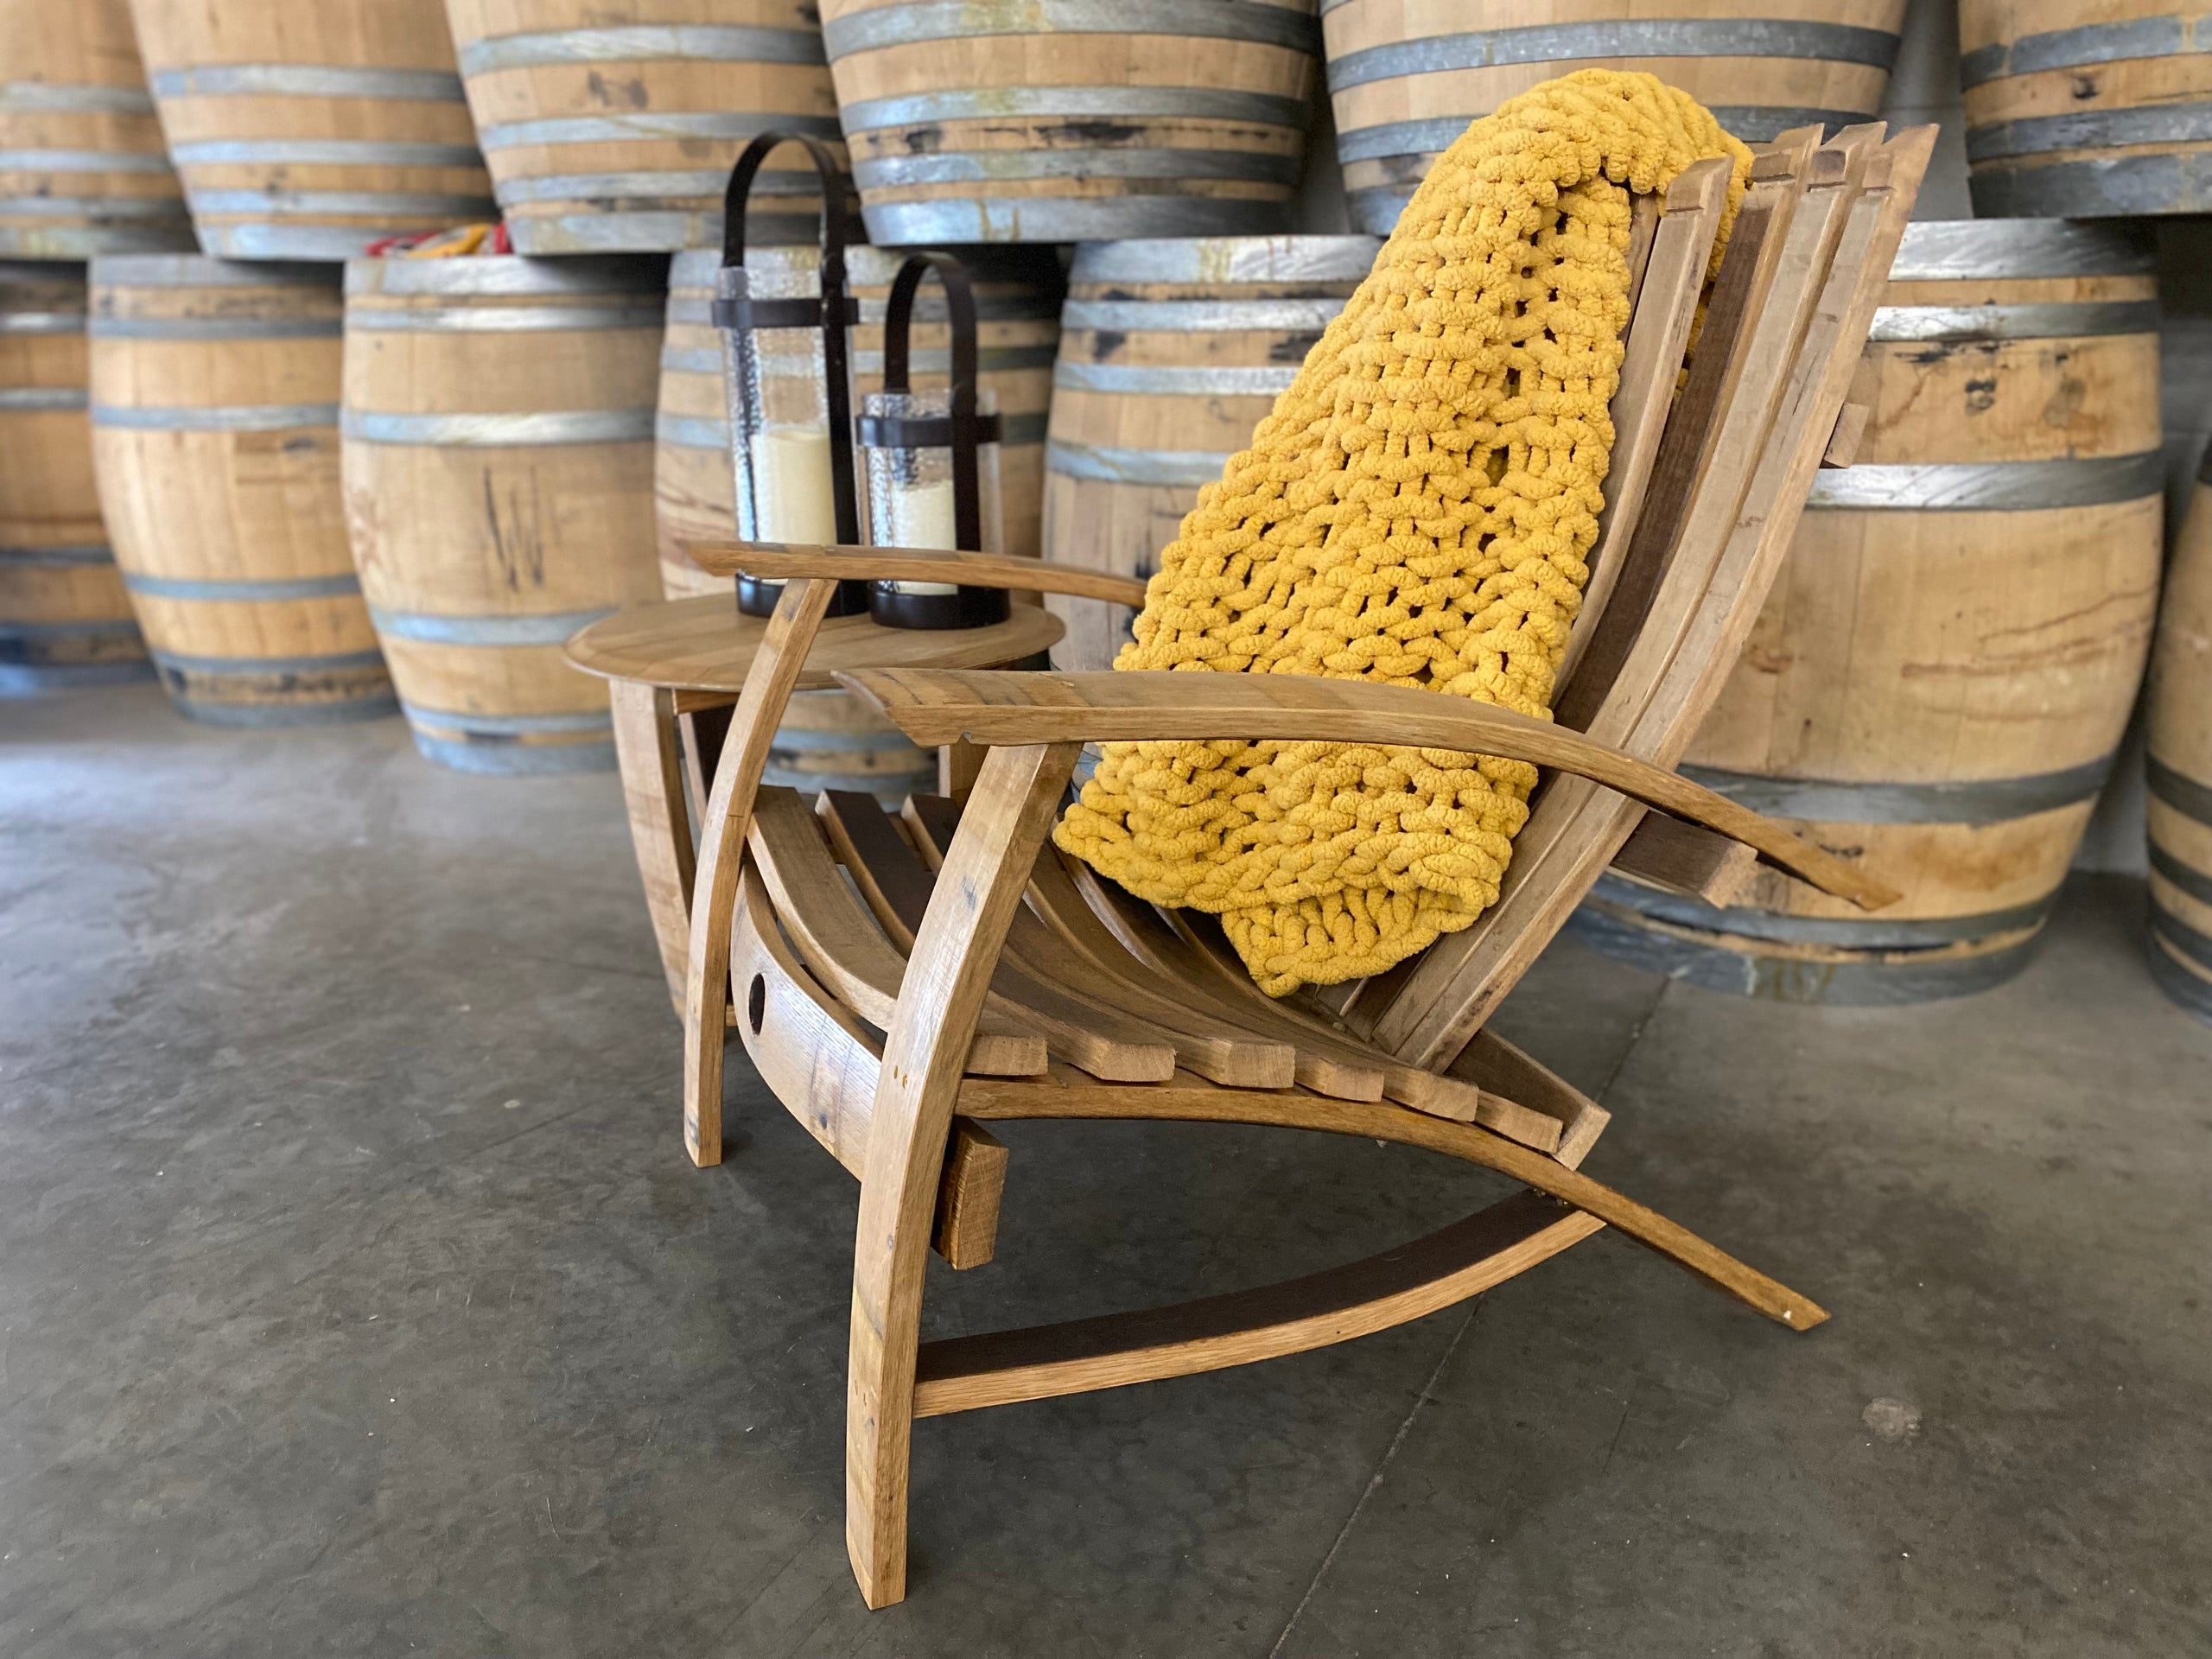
xmin=713 ymin=131 xmax=868 ymax=618
xmin=856 ymin=251 xmax=1010 ymax=631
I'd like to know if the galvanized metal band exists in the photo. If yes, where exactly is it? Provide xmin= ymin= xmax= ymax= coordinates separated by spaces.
xmin=1961 ymin=16 xmax=2200 ymax=86
xmin=767 ymin=725 xmax=930 ymax=754
xmin=1326 ymin=20 xmax=1899 ymax=94
xmin=1061 ymin=297 xmax=1345 ymax=334
xmin=654 ymin=406 xmax=1048 ymax=449
xmin=1888 ymin=219 xmax=2155 ymax=280
xmin=0 ymin=658 xmax=153 ymax=692
xmin=346 ymin=302 xmax=663 ymax=334
xmin=505 ymin=209 xmax=818 ymax=256
xmin=1591 ymin=871 xmax=2057 ymax=950
xmin=2146 ymin=925 xmax=2212 ymax=1021
xmin=149 ymin=64 xmax=465 ymax=100
xmin=0 ymin=619 xmax=143 ymax=640
xmin=400 ymin=697 xmax=613 ymax=733
xmin=1066 ymin=234 xmax=1376 ymax=286
xmin=655 ymin=411 xmax=730 ymax=449
xmin=88 ymin=255 xmax=340 ymax=288
xmin=477 ymin=111 xmax=842 ymax=149
xmin=1053 ymin=359 xmax=1300 ymax=396
xmin=495 ymin=168 xmax=821 ymax=204
xmin=0 ymin=148 xmax=175 ymax=174
xmin=1967 ymin=103 xmax=2212 ymax=163
xmin=2150 ymin=841 xmax=2212 ymax=910
xmin=650 ymin=341 xmax=1061 ymax=377
xmin=2148 ymin=755 xmax=2212 ymax=827
xmin=1333 ymin=109 xmax=1859 ymax=168
xmin=197 ymin=225 xmax=435 ymax=260
xmin=409 ymin=730 xmax=617 ymax=773
xmin=458 ymin=24 xmax=825 ymax=73
xmin=0 ymin=80 xmax=156 ymax=115
xmin=868 ymin=192 xmax=1303 ymax=251
xmin=836 ymin=84 xmax=1311 ymax=135
xmin=0 ymin=310 xmax=86 ymax=334
xmin=1046 ymin=438 xmax=1230 ymax=486
xmin=1866 ymin=300 xmax=2160 ymax=341
xmin=124 ymin=570 xmax=361 ymax=601
xmin=88 ymin=315 xmax=340 ymax=340
xmin=150 ymin=645 xmax=387 ymax=676
xmin=1678 ymin=750 xmax=2116 ymax=826
xmin=0 ymin=199 xmax=188 ymax=221
xmin=346 ymin=256 xmax=665 ymax=297
xmin=1346 ymin=185 xmax=1414 ymax=237
xmin=1567 ymin=897 xmax=2046 ymax=1005
xmin=0 ymin=386 xmax=87 ymax=410
xmin=1806 ymin=453 xmax=2164 ymax=512
xmin=342 ymin=408 xmax=653 ymax=447
xmin=852 ymin=147 xmax=1302 ymax=189
xmin=1969 ymin=151 xmax=2212 ymax=219
xmin=1707 ymin=105 xmax=1871 ymax=143
xmin=163 ymin=689 xmax=399 ymax=728
xmin=664 ymin=289 xmax=1062 ymax=327
xmin=93 ymin=401 xmax=338 ymax=431
xmin=823 ymin=0 xmax=1319 ymax=57
xmin=2150 ymin=902 xmax=2212 ymax=975
xmin=0 ymin=543 xmax=111 ymax=567
xmin=186 ymin=189 xmax=499 ymax=219
xmin=374 ymin=608 xmax=616 ymax=646
xmin=169 ymin=139 xmax=485 ymax=168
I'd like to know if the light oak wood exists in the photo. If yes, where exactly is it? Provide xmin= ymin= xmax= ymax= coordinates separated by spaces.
xmin=2148 ymin=476 xmax=2212 ymax=1020
xmin=0 ymin=264 xmax=147 ymax=685
xmin=91 ymin=258 xmax=393 ymax=721
xmin=669 ymin=138 xmax=1922 ymax=1611
xmin=837 ymin=667 xmax=1900 ymax=912
xmin=131 ymin=0 xmax=490 ymax=255
xmin=448 ymin=0 xmax=842 ymax=253
xmin=343 ymin=255 xmax=664 ymax=771
xmin=611 ymin=679 xmax=697 ymax=1010
xmin=931 ymin=1118 xmax=1008 ymax=1271
xmin=1609 ymin=815 xmax=1760 ymax=910
xmin=913 ymin=1191 xmax=1600 ymax=1416
xmin=845 ymin=738 xmax=1080 ymax=1608
xmin=0 ymin=0 xmax=191 ymax=256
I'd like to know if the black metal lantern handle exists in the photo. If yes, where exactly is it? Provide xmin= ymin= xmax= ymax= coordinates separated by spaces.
xmin=714 ymin=130 xmax=862 ymax=546
xmin=869 ymin=251 xmax=1003 ymax=553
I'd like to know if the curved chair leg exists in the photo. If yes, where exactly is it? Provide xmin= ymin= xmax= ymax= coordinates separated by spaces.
xmin=846 ymin=741 xmax=1079 ymax=1607
xmin=681 ymin=578 xmax=836 ymax=1166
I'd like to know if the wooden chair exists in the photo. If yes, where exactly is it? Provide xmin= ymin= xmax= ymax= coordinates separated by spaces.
xmin=677 ymin=123 xmax=1933 ymax=1607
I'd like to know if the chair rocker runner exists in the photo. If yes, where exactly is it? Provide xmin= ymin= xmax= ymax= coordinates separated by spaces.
xmin=675 ymin=122 xmax=1935 ymax=1607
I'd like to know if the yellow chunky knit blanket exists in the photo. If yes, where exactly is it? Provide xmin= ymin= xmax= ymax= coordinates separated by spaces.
xmin=1053 ymin=70 xmax=1752 ymax=995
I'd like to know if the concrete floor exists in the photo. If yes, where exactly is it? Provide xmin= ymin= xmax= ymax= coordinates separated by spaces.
xmin=3 ymin=682 xmax=2209 ymax=1658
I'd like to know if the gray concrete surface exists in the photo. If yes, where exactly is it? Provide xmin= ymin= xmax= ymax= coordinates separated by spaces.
xmin=3 ymin=683 xmax=2209 ymax=1657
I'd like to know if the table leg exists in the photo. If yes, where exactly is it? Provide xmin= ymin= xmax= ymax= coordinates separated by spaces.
xmin=939 ymin=738 xmax=985 ymax=803
xmin=609 ymin=680 xmax=697 ymax=1017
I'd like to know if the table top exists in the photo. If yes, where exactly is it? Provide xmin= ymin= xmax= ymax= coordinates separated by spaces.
xmin=564 ymin=594 xmax=1064 ymax=695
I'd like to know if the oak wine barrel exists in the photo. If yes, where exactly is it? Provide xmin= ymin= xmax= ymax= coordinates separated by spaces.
xmin=89 ymin=256 xmax=395 ymax=724
xmin=654 ymin=241 xmax=1062 ymax=597
xmin=131 ymin=0 xmax=495 ymax=257
xmin=2147 ymin=461 xmax=2212 ymax=1021
xmin=1039 ymin=234 xmax=1375 ymax=671
xmin=1573 ymin=220 xmax=2164 ymax=1003
xmin=820 ymin=0 xmax=1322 ymax=244
xmin=1962 ymin=0 xmax=2212 ymax=217
xmin=1321 ymin=0 xmax=1907 ymax=234
xmin=0 ymin=263 xmax=149 ymax=691
xmin=448 ymin=0 xmax=843 ymax=252
xmin=343 ymin=255 xmax=664 ymax=772
xmin=0 ymin=0 xmax=193 ymax=256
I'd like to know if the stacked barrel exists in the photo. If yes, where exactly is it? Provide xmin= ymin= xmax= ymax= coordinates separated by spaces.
xmin=1572 ymin=220 xmax=2164 ymax=1001
xmin=2149 ymin=468 xmax=2212 ymax=1020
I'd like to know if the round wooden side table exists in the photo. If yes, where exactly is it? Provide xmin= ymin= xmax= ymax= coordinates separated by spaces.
xmin=567 ymin=594 xmax=1062 ymax=1014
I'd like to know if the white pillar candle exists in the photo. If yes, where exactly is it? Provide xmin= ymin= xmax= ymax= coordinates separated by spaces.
xmin=884 ymin=476 xmax=959 ymax=593
xmin=749 ymin=426 xmax=839 ymax=543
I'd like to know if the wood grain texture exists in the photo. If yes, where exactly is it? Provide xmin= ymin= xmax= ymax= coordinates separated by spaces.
xmin=837 ymin=667 xmax=1898 ymax=911
xmin=1609 ymin=814 xmax=1760 ymax=910
xmin=913 ymin=1192 xmax=1599 ymax=1415
xmin=845 ymin=740 xmax=1079 ymax=1609
xmin=687 ymin=541 xmax=1150 ymax=609
xmin=931 ymin=1118 xmax=1009 ymax=1271
xmin=609 ymin=680 xmax=697 ymax=1014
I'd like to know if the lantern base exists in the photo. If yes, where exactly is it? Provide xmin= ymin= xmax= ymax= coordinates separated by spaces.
xmin=737 ymin=575 xmax=872 ymax=620
xmin=868 ymin=584 xmax=1012 ymax=631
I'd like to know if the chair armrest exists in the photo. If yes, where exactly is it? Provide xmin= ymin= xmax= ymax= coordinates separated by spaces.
xmin=680 ymin=539 xmax=1151 ymax=608
xmin=836 ymin=667 xmax=1901 ymax=912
